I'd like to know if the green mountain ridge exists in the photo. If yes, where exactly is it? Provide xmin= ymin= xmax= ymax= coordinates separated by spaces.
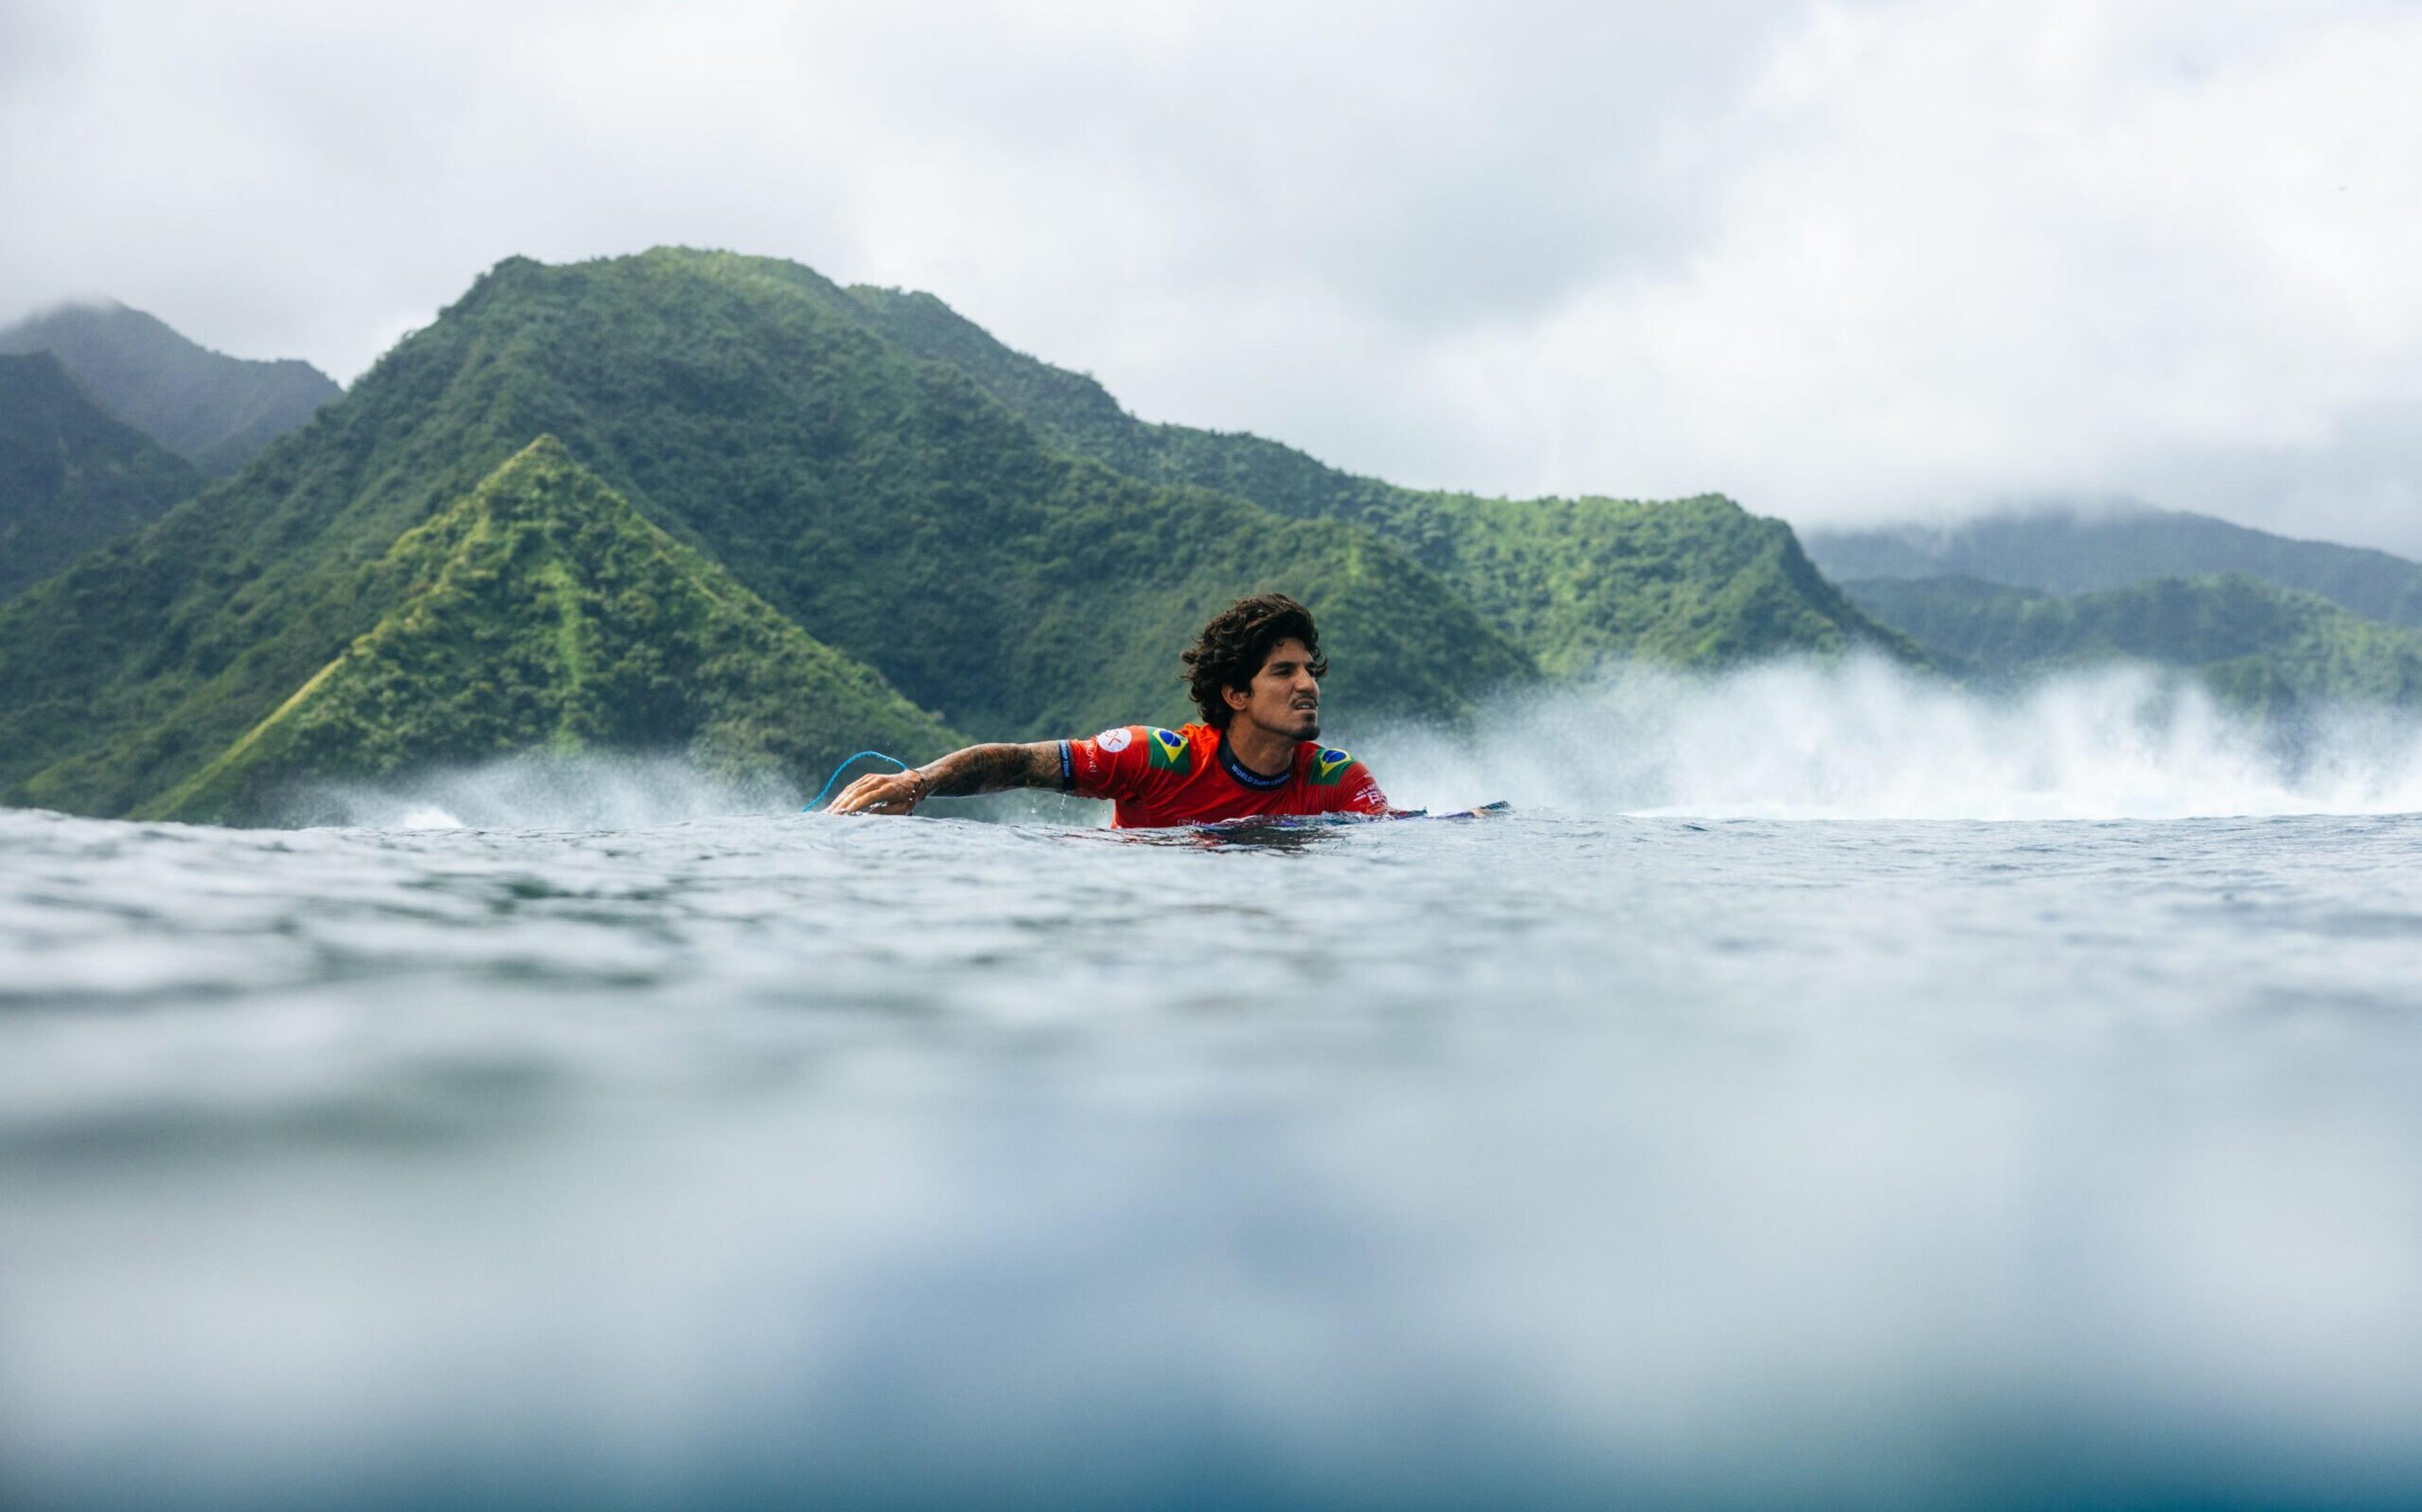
xmin=144 ymin=438 xmax=957 ymax=824
xmin=0 ymin=301 xmax=341 ymax=475
xmin=1 ymin=247 xmax=1941 ymax=824
xmin=0 ymin=249 xmax=1536 ymax=819
xmin=0 ymin=352 xmax=202 ymax=601
xmin=1805 ymin=506 xmax=2422 ymax=628
xmin=1843 ymin=573 xmax=2422 ymax=712
xmin=847 ymin=286 xmax=1915 ymax=673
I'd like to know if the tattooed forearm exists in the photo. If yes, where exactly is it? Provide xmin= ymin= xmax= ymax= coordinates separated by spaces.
xmin=917 ymin=742 xmax=1063 ymax=798
xmin=828 ymin=740 xmax=1063 ymax=815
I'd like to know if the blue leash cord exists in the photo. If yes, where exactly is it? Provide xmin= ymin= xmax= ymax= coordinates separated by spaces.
xmin=804 ymin=750 xmax=911 ymax=812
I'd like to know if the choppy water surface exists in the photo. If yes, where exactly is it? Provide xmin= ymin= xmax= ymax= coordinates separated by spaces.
xmin=8 ymin=681 xmax=2422 ymax=1508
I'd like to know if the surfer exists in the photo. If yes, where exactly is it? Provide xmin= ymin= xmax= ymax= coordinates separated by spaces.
xmin=829 ymin=593 xmax=1395 ymax=827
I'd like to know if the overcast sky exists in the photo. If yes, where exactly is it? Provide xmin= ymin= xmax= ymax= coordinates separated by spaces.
xmin=6 ymin=0 xmax=2422 ymax=550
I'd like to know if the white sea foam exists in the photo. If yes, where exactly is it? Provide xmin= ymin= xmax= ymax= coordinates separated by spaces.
xmin=1369 ymin=656 xmax=2422 ymax=821
xmin=284 ymin=660 xmax=2422 ymax=833
xmin=288 ymin=751 xmax=802 ymax=831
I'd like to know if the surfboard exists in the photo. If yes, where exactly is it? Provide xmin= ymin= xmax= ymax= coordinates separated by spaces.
xmin=1188 ymin=800 xmax=1511 ymax=833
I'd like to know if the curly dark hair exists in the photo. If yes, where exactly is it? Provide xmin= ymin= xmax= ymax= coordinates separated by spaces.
xmin=1181 ymin=593 xmax=1328 ymax=728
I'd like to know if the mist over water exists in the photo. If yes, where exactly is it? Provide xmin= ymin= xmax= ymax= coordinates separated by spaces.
xmin=283 ymin=750 xmax=808 ymax=830
xmin=8 ymin=666 xmax=2422 ymax=1508
xmin=1371 ymin=657 xmax=2422 ymax=821
xmin=264 ymin=658 xmax=2422 ymax=835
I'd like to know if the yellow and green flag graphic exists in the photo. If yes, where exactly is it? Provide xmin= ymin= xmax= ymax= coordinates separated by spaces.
xmin=1147 ymin=728 xmax=1191 ymax=773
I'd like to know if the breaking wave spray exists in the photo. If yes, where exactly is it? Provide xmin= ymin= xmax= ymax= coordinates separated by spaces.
xmin=290 ymin=658 xmax=2422 ymax=830
xmin=1366 ymin=656 xmax=2422 ymax=822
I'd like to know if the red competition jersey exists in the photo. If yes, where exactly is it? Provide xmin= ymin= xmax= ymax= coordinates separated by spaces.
xmin=1061 ymin=722 xmax=1392 ymax=829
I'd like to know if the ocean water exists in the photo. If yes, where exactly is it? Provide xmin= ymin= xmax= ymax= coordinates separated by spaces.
xmin=6 ymin=665 xmax=2422 ymax=1509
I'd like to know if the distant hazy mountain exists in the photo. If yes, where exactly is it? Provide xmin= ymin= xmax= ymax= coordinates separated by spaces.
xmin=850 ymin=286 xmax=1913 ymax=674
xmin=1803 ymin=505 xmax=2422 ymax=628
xmin=0 ymin=301 xmax=339 ymax=475
xmin=0 ymin=351 xmax=201 ymax=601
xmin=1843 ymin=573 xmax=2422 ymax=712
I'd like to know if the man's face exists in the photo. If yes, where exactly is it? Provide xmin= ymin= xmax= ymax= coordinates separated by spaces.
xmin=1226 ymin=636 xmax=1321 ymax=740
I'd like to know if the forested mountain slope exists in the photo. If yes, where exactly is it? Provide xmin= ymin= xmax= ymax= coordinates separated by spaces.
xmin=847 ymin=286 xmax=1912 ymax=673
xmin=1844 ymin=573 xmax=2422 ymax=712
xmin=0 ymin=301 xmax=340 ymax=475
xmin=144 ymin=439 xmax=957 ymax=825
xmin=1 ymin=247 xmax=1948 ymax=822
xmin=0 ymin=249 xmax=1526 ymax=819
xmin=1805 ymin=506 xmax=2422 ymax=628
xmin=0 ymin=352 xmax=201 ymax=601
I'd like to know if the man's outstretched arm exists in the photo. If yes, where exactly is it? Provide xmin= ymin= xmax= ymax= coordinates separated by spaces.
xmin=827 ymin=741 xmax=1065 ymax=815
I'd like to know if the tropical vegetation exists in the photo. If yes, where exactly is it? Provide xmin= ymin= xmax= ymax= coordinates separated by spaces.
xmin=0 ymin=351 xmax=200 ymax=601
xmin=851 ymin=286 xmax=1910 ymax=672
xmin=0 ymin=301 xmax=340 ymax=475
xmin=0 ymin=249 xmax=1934 ymax=823
xmin=144 ymin=439 xmax=957 ymax=823
xmin=1843 ymin=573 xmax=2422 ymax=712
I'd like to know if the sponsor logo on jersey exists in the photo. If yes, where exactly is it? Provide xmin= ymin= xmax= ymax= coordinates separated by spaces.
xmin=1096 ymin=727 xmax=1132 ymax=753
xmin=1146 ymin=727 xmax=1191 ymax=772
xmin=1309 ymin=748 xmax=1354 ymax=785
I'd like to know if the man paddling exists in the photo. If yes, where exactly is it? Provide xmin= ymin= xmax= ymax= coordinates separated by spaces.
xmin=831 ymin=593 xmax=1394 ymax=827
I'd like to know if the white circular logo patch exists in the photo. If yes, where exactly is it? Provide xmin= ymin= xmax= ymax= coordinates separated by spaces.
xmin=1096 ymin=727 xmax=1132 ymax=753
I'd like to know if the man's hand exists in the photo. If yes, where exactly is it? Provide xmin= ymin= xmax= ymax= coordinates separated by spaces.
xmin=829 ymin=767 xmax=929 ymax=815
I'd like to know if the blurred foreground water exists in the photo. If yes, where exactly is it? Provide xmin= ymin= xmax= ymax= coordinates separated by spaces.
xmin=4 ymin=791 xmax=2421 ymax=1509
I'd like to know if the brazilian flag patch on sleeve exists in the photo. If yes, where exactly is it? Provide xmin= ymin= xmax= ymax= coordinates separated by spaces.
xmin=1146 ymin=728 xmax=1191 ymax=773
xmin=1309 ymin=748 xmax=1354 ymax=785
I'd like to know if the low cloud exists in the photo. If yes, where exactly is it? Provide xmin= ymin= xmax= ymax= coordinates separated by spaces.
xmin=5 ymin=1 xmax=2419 ymax=549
